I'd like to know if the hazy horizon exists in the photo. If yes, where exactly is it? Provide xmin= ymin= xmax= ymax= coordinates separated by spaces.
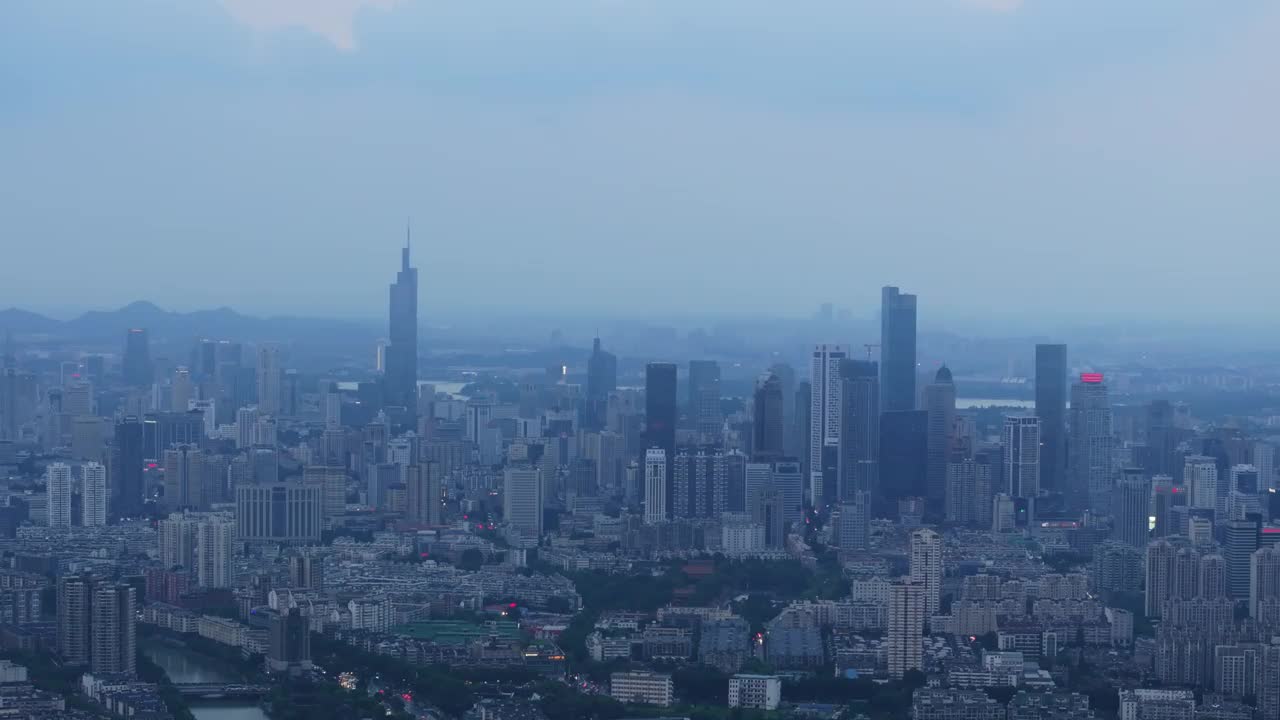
xmin=4 ymin=1 xmax=1279 ymax=324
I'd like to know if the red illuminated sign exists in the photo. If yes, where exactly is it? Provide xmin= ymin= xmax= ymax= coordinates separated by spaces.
xmin=1080 ymin=373 xmax=1104 ymax=384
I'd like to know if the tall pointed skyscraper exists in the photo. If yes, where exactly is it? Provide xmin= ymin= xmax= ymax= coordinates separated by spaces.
xmin=386 ymin=229 xmax=419 ymax=419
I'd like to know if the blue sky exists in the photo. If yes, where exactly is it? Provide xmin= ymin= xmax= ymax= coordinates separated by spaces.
xmin=2 ymin=1 xmax=1277 ymax=325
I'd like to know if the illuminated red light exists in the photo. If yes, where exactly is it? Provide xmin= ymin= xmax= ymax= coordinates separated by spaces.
xmin=1263 ymin=528 xmax=1280 ymax=534
xmin=1080 ymin=373 xmax=1103 ymax=384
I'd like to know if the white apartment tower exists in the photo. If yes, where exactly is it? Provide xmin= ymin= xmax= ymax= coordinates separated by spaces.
xmin=1003 ymin=416 xmax=1041 ymax=500
xmin=910 ymin=528 xmax=943 ymax=616
xmin=1185 ymin=456 xmax=1219 ymax=513
xmin=197 ymin=517 xmax=235 ymax=589
xmin=46 ymin=462 xmax=72 ymax=528
xmin=81 ymin=462 xmax=108 ymax=527
xmin=888 ymin=578 xmax=926 ymax=679
xmin=503 ymin=466 xmax=543 ymax=539
xmin=644 ymin=448 xmax=668 ymax=525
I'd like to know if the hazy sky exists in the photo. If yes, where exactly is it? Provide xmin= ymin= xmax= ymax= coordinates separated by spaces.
xmin=3 ymin=1 xmax=1278 ymax=325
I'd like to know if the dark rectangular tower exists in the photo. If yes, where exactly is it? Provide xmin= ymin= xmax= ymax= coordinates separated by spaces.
xmin=688 ymin=360 xmax=722 ymax=439
xmin=122 ymin=329 xmax=152 ymax=388
xmin=1035 ymin=344 xmax=1067 ymax=493
xmin=880 ymin=286 xmax=917 ymax=413
xmin=880 ymin=409 xmax=927 ymax=503
xmin=585 ymin=338 xmax=617 ymax=430
xmin=113 ymin=416 xmax=145 ymax=518
xmin=753 ymin=372 xmax=785 ymax=462
xmin=840 ymin=359 xmax=880 ymax=501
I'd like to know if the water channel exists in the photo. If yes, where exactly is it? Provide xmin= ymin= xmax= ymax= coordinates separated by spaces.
xmin=141 ymin=639 xmax=270 ymax=720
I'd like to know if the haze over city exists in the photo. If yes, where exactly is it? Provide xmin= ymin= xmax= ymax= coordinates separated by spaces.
xmin=4 ymin=1 xmax=1280 ymax=322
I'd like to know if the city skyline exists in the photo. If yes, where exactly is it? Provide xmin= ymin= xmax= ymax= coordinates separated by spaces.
xmin=5 ymin=3 xmax=1280 ymax=718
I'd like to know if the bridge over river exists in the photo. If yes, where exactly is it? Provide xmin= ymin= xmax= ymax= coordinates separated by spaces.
xmin=174 ymin=683 xmax=271 ymax=700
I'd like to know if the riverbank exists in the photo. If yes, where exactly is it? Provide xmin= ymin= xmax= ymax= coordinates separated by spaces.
xmin=140 ymin=636 xmax=270 ymax=720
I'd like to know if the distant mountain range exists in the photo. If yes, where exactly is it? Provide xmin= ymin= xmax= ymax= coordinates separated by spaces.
xmin=0 ymin=301 xmax=378 ymax=344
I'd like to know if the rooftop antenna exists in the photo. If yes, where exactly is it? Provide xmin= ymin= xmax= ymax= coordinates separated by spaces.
xmin=402 ymin=218 xmax=412 ymax=269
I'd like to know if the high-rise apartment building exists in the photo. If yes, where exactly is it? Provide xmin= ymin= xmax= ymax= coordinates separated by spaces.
xmin=159 ymin=513 xmax=198 ymax=570
xmin=197 ymin=517 xmax=234 ymax=589
xmin=689 ymin=360 xmax=722 ymax=439
xmin=836 ymin=492 xmax=870 ymax=551
xmin=947 ymin=458 xmax=972 ymax=520
xmin=672 ymin=449 xmax=727 ymax=519
xmin=58 ymin=575 xmax=136 ymax=675
xmin=162 ymin=445 xmax=206 ymax=511
xmin=81 ymin=462 xmax=107 ymax=527
xmin=1185 ymin=456 xmax=1220 ymax=513
xmin=302 ymin=465 xmax=348 ymax=523
xmin=1034 ymin=344 xmax=1067 ymax=493
xmin=923 ymin=366 xmax=955 ymax=509
xmin=46 ymin=462 xmax=72 ymax=528
xmin=503 ymin=466 xmax=543 ymax=538
xmin=910 ymin=528 xmax=943 ymax=616
xmin=90 ymin=583 xmax=136 ymax=676
xmin=1003 ymin=416 xmax=1040 ymax=501
xmin=880 ymin=286 xmax=917 ymax=414
xmin=644 ymin=449 xmax=667 ymax=525
xmin=255 ymin=344 xmax=281 ymax=416
xmin=1069 ymin=374 xmax=1113 ymax=509
xmin=1113 ymin=468 xmax=1151 ymax=548
xmin=268 ymin=607 xmax=312 ymax=676
xmin=58 ymin=574 xmax=94 ymax=666
xmin=1250 ymin=546 xmax=1280 ymax=618
xmin=888 ymin=578 xmax=926 ymax=678
xmin=1150 ymin=475 xmax=1185 ymax=539
xmin=171 ymin=366 xmax=193 ymax=413
xmin=1225 ymin=518 xmax=1260 ymax=599
xmin=809 ymin=345 xmax=847 ymax=508
xmin=406 ymin=462 xmax=442 ymax=525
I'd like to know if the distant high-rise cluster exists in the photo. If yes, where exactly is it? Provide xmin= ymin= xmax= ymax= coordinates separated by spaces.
xmin=9 ymin=234 xmax=1280 ymax=716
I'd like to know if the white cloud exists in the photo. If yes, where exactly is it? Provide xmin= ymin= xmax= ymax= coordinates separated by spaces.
xmin=219 ymin=0 xmax=401 ymax=50
xmin=954 ymin=0 xmax=1022 ymax=11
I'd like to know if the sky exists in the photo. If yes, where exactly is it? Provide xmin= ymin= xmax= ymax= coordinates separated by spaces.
xmin=2 ymin=1 xmax=1278 ymax=327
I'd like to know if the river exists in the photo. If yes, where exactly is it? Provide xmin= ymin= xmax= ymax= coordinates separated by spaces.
xmin=141 ymin=639 xmax=270 ymax=720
